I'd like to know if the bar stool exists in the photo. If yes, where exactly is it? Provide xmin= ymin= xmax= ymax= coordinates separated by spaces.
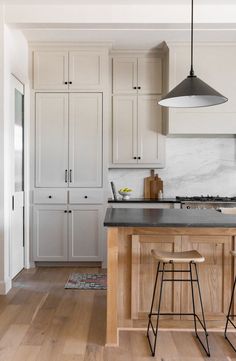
xmin=224 ymin=250 xmax=236 ymax=351
xmin=147 ymin=249 xmax=210 ymax=357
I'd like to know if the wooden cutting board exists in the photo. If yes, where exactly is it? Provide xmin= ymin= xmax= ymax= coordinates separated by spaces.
xmin=144 ymin=170 xmax=155 ymax=198
xmin=150 ymin=176 xmax=163 ymax=199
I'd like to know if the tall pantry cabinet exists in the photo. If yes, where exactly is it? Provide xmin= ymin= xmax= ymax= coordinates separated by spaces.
xmin=31 ymin=46 xmax=109 ymax=264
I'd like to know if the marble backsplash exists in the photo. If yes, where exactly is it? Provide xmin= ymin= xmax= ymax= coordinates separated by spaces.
xmin=108 ymin=136 xmax=236 ymax=198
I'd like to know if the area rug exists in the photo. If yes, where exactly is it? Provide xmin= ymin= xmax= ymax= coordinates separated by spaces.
xmin=65 ymin=273 xmax=107 ymax=290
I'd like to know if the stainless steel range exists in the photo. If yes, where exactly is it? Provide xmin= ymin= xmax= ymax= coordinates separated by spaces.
xmin=176 ymin=196 xmax=236 ymax=210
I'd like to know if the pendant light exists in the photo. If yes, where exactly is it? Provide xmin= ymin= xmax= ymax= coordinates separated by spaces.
xmin=158 ymin=0 xmax=228 ymax=108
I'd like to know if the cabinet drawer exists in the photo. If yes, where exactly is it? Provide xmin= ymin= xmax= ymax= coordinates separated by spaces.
xmin=69 ymin=189 xmax=104 ymax=204
xmin=34 ymin=189 xmax=67 ymax=204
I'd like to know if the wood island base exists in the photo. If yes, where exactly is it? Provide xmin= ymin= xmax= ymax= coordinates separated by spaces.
xmin=106 ymin=227 xmax=236 ymax=346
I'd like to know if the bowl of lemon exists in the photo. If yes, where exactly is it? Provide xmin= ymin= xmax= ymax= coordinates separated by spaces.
xmin=118 ymin=188 xmax=133 ymax=200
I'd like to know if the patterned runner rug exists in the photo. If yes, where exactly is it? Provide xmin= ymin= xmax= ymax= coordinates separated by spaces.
xmin=65 ymin=273 xmax=107 ymax=290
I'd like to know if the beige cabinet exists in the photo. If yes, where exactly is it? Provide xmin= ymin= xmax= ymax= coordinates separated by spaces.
xmin=33 ymin=49 xmax=105 ymax=90
xmin=112 ymin=56 xmax=162 ymax=94
xmin=68 ymin=205 xmax=102 ymax=261
xmin=112 ymin=95 xmax=164 ymax=167
xmin=33 ymin=205 xmax=68 ymax=261
xmin=33 ymin=205 xmax=103 ymax=262
xmin=35 ymin=92 xmax=103 ymax=188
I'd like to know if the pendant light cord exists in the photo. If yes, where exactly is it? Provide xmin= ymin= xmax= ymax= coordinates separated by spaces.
xmin=189 ymin=0 xmax=195 ymax=77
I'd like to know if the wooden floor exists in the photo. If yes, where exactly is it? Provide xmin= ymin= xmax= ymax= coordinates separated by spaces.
xmin=0 ymin=267 xmax=236 ymax=361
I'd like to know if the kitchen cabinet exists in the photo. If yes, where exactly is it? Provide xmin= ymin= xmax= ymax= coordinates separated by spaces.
xmin=112 ymin=95 xmax=165 ymax=167
xmin=33 ymin=49 xmax=106 ymax=90
xmin=35 ymin=92 xmax=102 ymax=188
xmin=167 ymin=43 xmax=236 ymax=134
xmin=33 ymin=205 xmax=68 ymax=261
xmin=68 ymin=205 xmax=102 ymax=261
xmin=112 ymin=56 xmax=162 ymax=94
xmin=33 ymin=204 xmax=103 ymax=262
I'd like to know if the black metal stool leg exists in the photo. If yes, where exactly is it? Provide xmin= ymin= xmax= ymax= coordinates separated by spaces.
xmin=147 ymin=261 xmax=160 ymax=336
xmin=193 ymin=262 xmax=211 ymax=357
xmin=147 ymin=262 xmax=165 ymax=357
xmin=189 ymin=261 xmax=197 ymax=336
xmin=224 ymin=274 xmax=236 ymax=351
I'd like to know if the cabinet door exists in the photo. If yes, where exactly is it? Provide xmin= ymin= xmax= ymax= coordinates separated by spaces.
xmin=69 ymin=51 xmax=103 ymax=90
xmin=112 ymin=95 xmax=138 ymax=164
xmin=138 ymin=58 xmax=162 ymax=94
xmin=33 ymin=206 xmax=68 ymax=261
xmin=137 ymin=95 xmax=164 ymax=165
xmin=131 ymin=234 xmax=181 ymax=319
xmin=181 ymin=235 xmax=232 ymax=320
xmin=33 ymin=51 xmax=69 ymax=90
xmin=35 ymin=93 xmax=69 ymax=187
xmin=112 ymin=57 xmax=137 ymax=94
xmin=68 ymin=205 xmax=102 ymax=261
xmin=69 ymin=93 xmax=102 ymax=187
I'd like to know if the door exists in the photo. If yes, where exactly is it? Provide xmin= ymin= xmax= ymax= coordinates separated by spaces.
xmin=35 ymin=93 xmax=69 ymax=187
xmin=33 ymin=51 xmax=69 ymax=90
xmin=69 ymin=93 xmax=102 ymax=187
xmin=138 ymin=58 xmax=162 ymax=94
xmin=69 ymin=51 xmax=103 ymax=90
xmin=10 ymin=77 xmax=25 ymax=278
xmin=112 ymin=95 xmax=138 ymax=164
xmin=137 ymin=95 xmax=164 ymax=164
xmin=112 ymin=57 xmax=137 ymax=94
xmin=68 ymin=205 xmax=102 ymax=261
xmin=33 ymin=206 xmax=68 ymax=261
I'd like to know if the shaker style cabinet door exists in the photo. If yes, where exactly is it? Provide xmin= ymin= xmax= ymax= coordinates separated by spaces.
xmin=137 ymin=95 xmax=164 ymax=164
xmin=69 ymin=51 xmax=103 ymax=90
xmin=137 ymin=58 xmax=162 ymax=94
xmin=33 ymin=206 xmax=68 ymax=261
xmin=68 ymin=205 xmax=102 ymax=261
xmin=35 ymin=93 xmax=69 ymax=187
xmin=69 ymin=93 xmax=102 ymax=187
xmin=112 ymin=57 xmax=137 ymax=94
xmin=112 ymin=95 xmax=138 ymax=164
xmin=33 ymin=51 xmax=69 ymax=90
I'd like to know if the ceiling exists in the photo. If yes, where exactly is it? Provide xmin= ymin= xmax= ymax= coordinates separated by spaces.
xmin=1 ymin=0 xmax=236 ymax=4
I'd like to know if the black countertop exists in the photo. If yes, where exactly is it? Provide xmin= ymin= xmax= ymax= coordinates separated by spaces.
xmin=108 ymin=198 xmax=179 ymax=203
xmin=104 ymin=208 xmax=236 ymax=228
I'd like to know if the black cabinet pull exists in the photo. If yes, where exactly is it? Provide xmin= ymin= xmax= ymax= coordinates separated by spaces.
xmin=133 ymin=156 xmax=137 ymax=159
xmin=65 ymin=170 xmax=68 ymax=183
xmin=138 ymin=156 xmax=141 ymax=160
xmin=64 ymin=81 xmax=68 ymax=84
xmin=64 ymin=210 xmax=67 ymax=213
xmin=84 ymin=196 xmax=88 ymax=199
xmin=48 ymin=195 xmax=52 ymax=199
xmin=133 ymin=86 xmax=137 ymax=89
xmin=69 ymin=210 xmax=72 ymax=213
xmin=69 ymin=81 xmax=72 ymax=84
xmin=138 ymin=86 xmax=141 ymax=89
xmin=69 ymin=169 xmax=72 ymax=183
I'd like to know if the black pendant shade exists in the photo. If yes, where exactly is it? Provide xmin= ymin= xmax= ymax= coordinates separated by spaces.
xmin=159 ymin=75 xmax=228 ymax=108
xmin=158 ymin=0 xmax=228 ymax=108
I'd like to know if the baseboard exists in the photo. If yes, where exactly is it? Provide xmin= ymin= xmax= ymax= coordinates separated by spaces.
xmin=0 ymin=278 xmax=12 ymax=295
xmin=35 ymin=261 xmax=103 ymax=268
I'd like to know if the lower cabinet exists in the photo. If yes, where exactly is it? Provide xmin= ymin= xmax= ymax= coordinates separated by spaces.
xmin=131 ymin=234 xmax=232 ymax=321
xmin=33 ymin=204 xmax=103 ymax=262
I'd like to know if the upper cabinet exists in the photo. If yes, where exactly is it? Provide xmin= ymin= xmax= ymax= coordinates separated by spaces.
xmin=112 ymin=56 xmax=162 ymax=94
xmin=33 ymin=49 xmax=107 ymax=91
xmin=166 ymin=43 xmax=236 ymax=134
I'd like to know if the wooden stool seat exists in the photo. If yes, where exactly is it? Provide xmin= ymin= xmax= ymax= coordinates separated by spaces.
xmin=151 ymin=249 xmax=205 ymax=263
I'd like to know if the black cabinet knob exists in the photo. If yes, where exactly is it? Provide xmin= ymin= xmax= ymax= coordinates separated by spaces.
xmin=133 ymin=86 xmax=137 ymax=89
xmin=69 ymin=210 xmax=72 ymax=213
xmin=138 ymin=156 xmax=141 ymax=160
xmin=133 ymin=157 xmax=137 ymax=159
xmin=69 ymin=81 xmax=72 ymax=84
xmin=48 ymin=195 xmax=52 ymax=199
xmin=64 ymin=210 xmax=67 ymax=213
xmin=64 ymin=81 xmax=68 ymax=84
xmin=84 ymin=196 xmax=88 ymax=199
xmin=138 ymin=86 xmax=141 ymax=89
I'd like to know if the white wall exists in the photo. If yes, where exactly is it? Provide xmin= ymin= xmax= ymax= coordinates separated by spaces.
xmin=0 ymin=25 xmax=29 ymax=294
xmin=109 ymin=136 xmax=236 ymax=198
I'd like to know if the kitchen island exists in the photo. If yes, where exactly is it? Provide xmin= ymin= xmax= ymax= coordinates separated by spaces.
xmin=104 ymin=208 xmax=236 ymax=346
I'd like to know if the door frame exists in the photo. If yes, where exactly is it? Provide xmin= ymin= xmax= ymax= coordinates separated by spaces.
xmin=10 ymin=74 xmax=30 ymax=277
